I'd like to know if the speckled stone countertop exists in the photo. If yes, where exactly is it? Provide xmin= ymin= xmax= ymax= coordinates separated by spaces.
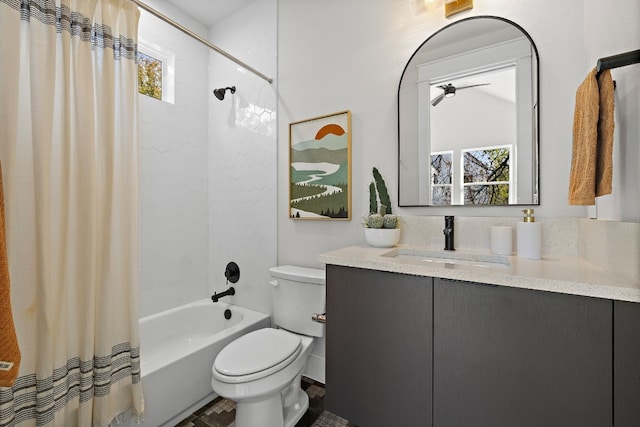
xmin=319 ymin=244 xmax=640 ymax=303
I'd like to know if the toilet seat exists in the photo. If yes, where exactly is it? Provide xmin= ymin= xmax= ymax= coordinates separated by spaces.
xmin=213 ymin=328 xmax=302 ymax=384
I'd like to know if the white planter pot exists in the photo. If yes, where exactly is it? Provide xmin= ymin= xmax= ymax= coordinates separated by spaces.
xmin=364 ymin=227 xmax=401 ymax=248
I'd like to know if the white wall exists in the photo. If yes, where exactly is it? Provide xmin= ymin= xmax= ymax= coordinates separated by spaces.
xmin=277 ymin=0 xmax=640 ymax=268
xmin=584 ymin=0 xmax=640 ymax=222
xmin=208 ymin=0 xmax=277 ymax=315
xmin=138 ymin=0 xmax=209 ymax=317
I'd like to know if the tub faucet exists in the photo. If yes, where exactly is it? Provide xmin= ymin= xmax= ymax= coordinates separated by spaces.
xmin=443 ymin=216 xmax=455 ymax=251
xmin=212 ymin=287 xmax=235 ymax=303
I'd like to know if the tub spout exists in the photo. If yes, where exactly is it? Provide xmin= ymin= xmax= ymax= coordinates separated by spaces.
xmin=212 ymin=287 xmax=235 ymax=303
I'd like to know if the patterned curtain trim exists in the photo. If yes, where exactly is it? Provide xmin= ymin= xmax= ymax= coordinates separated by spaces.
xmin=0 ymin=0 xmax=137 ymax=60
xmin=0 ymin=344 xmax=140 ymax=427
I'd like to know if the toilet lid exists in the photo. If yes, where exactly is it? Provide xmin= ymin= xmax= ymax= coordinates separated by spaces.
xmin=214 ymin=328 xmax=301 ymax=379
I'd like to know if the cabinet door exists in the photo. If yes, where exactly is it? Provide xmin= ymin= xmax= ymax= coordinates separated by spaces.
xmin=326 ymin=265 xmax=433 ymax=427
xmin=614 ymin=300 xmax=640 ymax=426
xmin=433 ymin=278 xmax=612 ymax=427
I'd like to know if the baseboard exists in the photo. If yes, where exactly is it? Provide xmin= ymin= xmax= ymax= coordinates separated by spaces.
xmin=304 ymin=354 xmax=325 ymax=384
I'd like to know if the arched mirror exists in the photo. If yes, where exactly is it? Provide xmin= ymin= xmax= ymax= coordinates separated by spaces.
xmin=398 ymin=16 xmax=539 ymax=206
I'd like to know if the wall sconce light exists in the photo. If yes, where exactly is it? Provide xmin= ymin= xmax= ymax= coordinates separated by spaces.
xmin=445 ymin=0 xmax=473 ymax=18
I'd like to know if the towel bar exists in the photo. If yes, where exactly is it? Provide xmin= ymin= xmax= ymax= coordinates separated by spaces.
xmin=596 ymin=49 xmax=640 ymax=78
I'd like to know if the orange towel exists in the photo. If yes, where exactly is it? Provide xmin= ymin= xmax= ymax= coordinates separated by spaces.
xmin=568 ymin=68 xmax=599 ymax=205
xmin=568 ymin=68 xmax=616 ymax=205
xmin=0 ymin=162 xmax=21 ymax=388
xmin=596 ymin=69 xmax=615 ymax=197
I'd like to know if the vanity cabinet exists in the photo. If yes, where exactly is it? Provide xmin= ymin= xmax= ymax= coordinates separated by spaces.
xmin=326 ymin=266 xmax=626 ymax=427
xmin=325 ymin=265 xmax=432 ymax=427
xmin=614 ymin=300 xmax=640 ymax=426
xmin=433 ymin=278 xmax=612 ymax=427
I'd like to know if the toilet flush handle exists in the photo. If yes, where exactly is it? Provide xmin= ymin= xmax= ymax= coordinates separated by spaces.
xmin=312 ymin=313 xmax=326 ymax=324
xmin=270 ymin=279 xmax=279 ymax=287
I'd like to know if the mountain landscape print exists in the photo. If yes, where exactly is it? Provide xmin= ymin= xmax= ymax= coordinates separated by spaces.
xmin=289 ymin=111 xmax=351 ymax=220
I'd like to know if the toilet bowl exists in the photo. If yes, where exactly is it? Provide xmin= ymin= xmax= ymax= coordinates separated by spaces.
xmin=210 ymin=265 xmax=325 ymax=427
xmin=212 ymin=328 xmax=315 ymax=427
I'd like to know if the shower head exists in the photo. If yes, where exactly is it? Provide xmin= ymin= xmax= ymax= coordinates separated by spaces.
xmin=213 ymin=86 xmax=236 ymax=100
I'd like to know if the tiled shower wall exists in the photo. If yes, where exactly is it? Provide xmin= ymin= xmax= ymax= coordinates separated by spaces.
xmin=207 ymin=0 xmax=277 ymax=315
xmin=138 ymin=0 xmax=210 ymax=317
xmin=138 ymin=0 xmax=277 ymax=318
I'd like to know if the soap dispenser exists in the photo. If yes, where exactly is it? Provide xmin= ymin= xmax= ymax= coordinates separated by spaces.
xmin=517 ymin=209 xmax=542 ymax=260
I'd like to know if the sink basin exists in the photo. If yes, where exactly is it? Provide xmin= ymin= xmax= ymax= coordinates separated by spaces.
xmin=381 ymin=248 xmax=511 ymax=270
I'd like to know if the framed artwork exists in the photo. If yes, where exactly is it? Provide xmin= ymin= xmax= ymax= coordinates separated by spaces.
xmin=289 ymin=110 xmax=352 ymax=220
xmin=445 ymin=0 xmax=473 ymax=18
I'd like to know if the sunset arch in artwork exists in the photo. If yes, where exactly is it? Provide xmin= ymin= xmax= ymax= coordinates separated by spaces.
xmin=315 ymin=123 xmax=345 ymax=140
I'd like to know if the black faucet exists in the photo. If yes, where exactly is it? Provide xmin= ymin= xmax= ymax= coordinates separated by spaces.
xmin=212 ymin=287 xmax=235 ymax=303
xmin=443 ymin=216 xmax=455 ymax=251
xmin=212 ymin=262 xmax=240 ymax=303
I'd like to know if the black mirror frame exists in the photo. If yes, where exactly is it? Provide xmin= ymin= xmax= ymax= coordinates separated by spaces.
xmin=397 ymin=15 xmax=540 ymax=208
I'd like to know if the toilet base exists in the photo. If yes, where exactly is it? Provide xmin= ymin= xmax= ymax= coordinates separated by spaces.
xmin=236 ymin=394 xmax=284 ymax=427
xmin=282 ymin=371 xmax=309 ymax=427
xmin=234 ymin=371 xmax=309 ymax=427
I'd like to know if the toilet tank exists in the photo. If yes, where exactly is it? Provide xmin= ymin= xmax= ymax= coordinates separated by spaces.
xmin=269 ymin=265 xmax=325 ymax=337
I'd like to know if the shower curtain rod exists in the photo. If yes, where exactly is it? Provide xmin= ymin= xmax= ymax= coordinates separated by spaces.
xmin=129 ymin=0 xmax=273 ymax=84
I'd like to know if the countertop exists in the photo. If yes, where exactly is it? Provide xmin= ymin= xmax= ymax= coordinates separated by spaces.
xmin=318 ymin=244 xmax=640 ymax=303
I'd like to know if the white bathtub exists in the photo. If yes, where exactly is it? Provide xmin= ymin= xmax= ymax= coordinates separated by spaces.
xmin=133 ymin=299 xmax=270 ymax=427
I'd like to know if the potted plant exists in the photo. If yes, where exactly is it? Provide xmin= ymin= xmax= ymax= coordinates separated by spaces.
xmin=363 ymin=167 xmax=400 ymax=247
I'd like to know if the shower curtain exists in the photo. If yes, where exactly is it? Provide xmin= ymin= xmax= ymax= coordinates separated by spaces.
xmin=0 ymin=0 xmax=144 ymax=426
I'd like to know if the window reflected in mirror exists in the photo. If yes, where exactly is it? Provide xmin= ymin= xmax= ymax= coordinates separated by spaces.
xmin=431 ymin=152 xmax=452 ymax=205
xmin=463 ymin=146 xmax=511 ymax=205
xmin=430 ymin=146 xmax=511 ymax=206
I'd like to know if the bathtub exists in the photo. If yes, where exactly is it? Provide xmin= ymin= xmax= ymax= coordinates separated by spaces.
xmin=133 ymin=299 xmax=270 ymax=427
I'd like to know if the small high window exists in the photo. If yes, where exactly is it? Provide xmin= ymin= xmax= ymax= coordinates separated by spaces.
xmin=137 ymin=51 xmax=163 ymax=100
xmin=137 ymin=40 xmax=175 ymax=104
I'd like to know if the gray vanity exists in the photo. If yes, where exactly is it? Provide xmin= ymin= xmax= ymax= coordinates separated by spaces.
xmin=320 ymin=246 xmax=640 ymax=427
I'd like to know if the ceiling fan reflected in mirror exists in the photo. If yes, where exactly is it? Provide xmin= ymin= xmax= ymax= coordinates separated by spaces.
xmin=431 ymin=82 xmax=491 ymax=106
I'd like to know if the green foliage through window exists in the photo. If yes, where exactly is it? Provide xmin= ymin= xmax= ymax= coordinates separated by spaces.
xmin=430 ymin=147 xmax=511 ymax=205
xmin=463 ymin=148 xmax=510 ymax=183
xmin=463 ymin=147 xmax=510 ymax=205
xmin=138 ymin=51 xmax=162 ymax=100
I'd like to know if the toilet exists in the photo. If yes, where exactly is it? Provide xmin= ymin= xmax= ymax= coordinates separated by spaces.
xmin=211 ymin=265 xmax=325 ymax=427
